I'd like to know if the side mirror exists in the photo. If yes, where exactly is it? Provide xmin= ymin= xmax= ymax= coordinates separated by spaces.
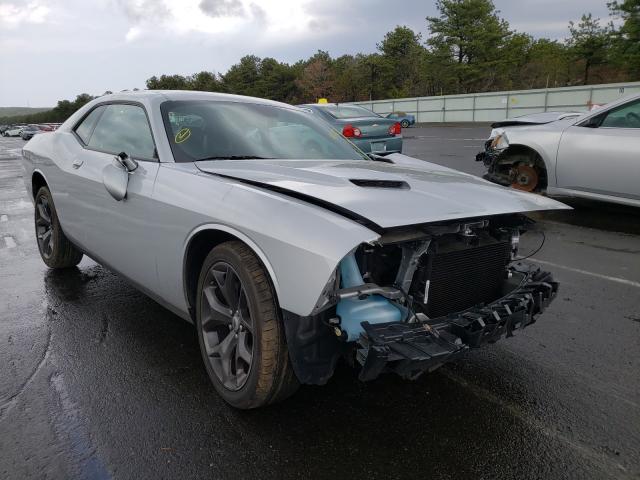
xmin=102 ymin=152 xmax=136 ymax=201
xmin=102 ymin=161 xmax=128 ymax=201
xmin=115 ymin=151 xmax=138 ymax=172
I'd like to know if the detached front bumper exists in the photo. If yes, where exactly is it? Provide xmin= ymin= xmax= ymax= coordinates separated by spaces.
xmin=356 ymin=262 xmax=558 ymax=381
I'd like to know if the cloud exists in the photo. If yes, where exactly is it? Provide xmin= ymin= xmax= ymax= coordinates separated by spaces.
xmin=115 ymin=0 xmax=171 ymax=42
xmin=116 ymin=0 xmax=170 ymax=24
xmin=0 ymin=0 xmax=50 ymax=27
xmin=308 ymin=18 xmax=329 ymax=32
xmin=1 ymin=0 xmax=615 ymax=108
xmin=199 ymin=0 xmax=245 ymax=17
xmin=249 ymin=2 xmax=266 ymax=25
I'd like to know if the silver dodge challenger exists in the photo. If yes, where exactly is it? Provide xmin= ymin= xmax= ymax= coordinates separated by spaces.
xmin=476 ymin=93 xmax=640 ymax=207
xmin=22 ymin=91 xmax=569 ymax=409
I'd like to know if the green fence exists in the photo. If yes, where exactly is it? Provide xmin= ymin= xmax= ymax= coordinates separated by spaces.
xmin=351 ymin=81 xmax=640 ymax=123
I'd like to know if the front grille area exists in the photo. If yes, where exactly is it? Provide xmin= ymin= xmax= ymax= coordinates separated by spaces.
xmin=412 ymin=241 xmax=511 ymax=318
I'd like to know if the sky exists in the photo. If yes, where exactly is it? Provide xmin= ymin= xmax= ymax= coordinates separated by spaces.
xmin=0 ymin=0 xmax=613 ymax=107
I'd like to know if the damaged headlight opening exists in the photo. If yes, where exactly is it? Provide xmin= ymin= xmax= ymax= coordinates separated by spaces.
xmin=490 ymin=132 xmax=510 ymax=150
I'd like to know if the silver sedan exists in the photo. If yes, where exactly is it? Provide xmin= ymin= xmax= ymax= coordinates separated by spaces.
xmin=477 ymin=93 xmax=640 ymax=207
xmin=22 ymin=91 xmax=567 ymax=408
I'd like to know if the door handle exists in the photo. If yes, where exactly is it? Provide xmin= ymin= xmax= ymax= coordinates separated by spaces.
xmin=72 ymin=159 xmax=84 ymax=169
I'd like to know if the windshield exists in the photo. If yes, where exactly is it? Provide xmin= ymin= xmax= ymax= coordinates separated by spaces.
xmin=161 ymin=100 xmax=369 ymax=162
xmin=321 ymin=105 xmax=380 ymax=119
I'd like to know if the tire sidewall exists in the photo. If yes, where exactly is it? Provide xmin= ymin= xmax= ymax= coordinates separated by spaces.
xmin=195 ymin=244 xmax=273 ymax=408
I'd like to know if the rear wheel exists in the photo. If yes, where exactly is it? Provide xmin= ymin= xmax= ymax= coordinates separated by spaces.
xmin=34 ymin=186 xmax=83 ymax=268
xmin=196 ymin=241 xmax=299 ymax=409
xmin=401 ymin=119 xmax=410 ymax=128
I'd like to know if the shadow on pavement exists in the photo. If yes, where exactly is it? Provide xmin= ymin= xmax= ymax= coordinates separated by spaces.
xmin=534 ymin=196 xmax=640 ymax=235
xmin=37 ymin=265 xmax=611 ymax=480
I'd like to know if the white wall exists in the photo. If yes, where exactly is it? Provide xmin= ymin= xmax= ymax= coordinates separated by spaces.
xmin=350 ymin=81 xmax=640 ymax=123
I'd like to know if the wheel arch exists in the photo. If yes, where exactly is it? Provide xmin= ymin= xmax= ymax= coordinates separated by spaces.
xmin=499 ymin=143 xmax=549 ymax=191
xmin=31 ymin=169 xmax=49 ymax=200
xmin=182 ymin=224 xmax=281 ymax=322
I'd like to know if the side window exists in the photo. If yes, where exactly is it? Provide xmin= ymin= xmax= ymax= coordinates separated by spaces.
xmin=599 ymin=100 xmax=640 ymax=129
xmin=88 ymin=104 xmax=156 ymax=159
xmin=74 ymin=106 xmax=105 ymax=144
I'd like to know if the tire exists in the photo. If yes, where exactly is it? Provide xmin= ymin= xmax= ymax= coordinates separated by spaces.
xmin=401 ymin=120 xmax=410 ymax=128
xmin=34 ymin=186 xmax=83 ymax=268
xmin=196 ymin=241 xmax=299 ymax=409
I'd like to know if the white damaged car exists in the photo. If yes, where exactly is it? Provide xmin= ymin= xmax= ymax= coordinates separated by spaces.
xmin=476 ymin=93 xmax=640 ymax=207
xmin=22 ymin=91 xmax=568 ymax=408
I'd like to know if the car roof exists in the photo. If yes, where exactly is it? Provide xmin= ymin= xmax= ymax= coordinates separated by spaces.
xmin=96 ymin=90 xmax=291 ymax=108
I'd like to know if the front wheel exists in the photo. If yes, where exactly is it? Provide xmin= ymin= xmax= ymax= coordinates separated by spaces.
xmin=196 ymin=241 xmax=299 ymax=409
xmin=34 ymin=187 xmax=83 ymax=268
xmin=510 ymin=164 xmax=540 ymax=192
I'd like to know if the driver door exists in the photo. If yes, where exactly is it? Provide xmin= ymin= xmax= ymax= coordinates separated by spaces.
xmin=66 ymin=102 xmax=161 ymax=290
xmin=556 ymin=98 xmax=640 ymax=199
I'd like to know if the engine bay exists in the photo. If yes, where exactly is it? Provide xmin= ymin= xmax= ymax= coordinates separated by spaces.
xmin=282 ymin=213 xmax=559 ymax=384
xmin=330 ymin=214 xmax=527 ymax=340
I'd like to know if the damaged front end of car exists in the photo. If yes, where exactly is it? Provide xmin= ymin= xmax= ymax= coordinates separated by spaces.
xmin=282 ymin=213 xmax=558 ymax=384
xmin=475 ymin=129 xmax=514 ymax=186
xmin=475 ymin=130 xmax=547 ymax=192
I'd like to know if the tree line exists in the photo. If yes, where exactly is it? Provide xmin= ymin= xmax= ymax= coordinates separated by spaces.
xmin=3 ymin=0 xmax=638 ymax=125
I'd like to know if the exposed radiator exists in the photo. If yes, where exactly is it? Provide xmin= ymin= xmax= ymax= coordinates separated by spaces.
xmin=411 ymin=241 xmax=511 ymax=318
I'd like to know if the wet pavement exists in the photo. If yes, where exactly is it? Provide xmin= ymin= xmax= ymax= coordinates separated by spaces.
xmin=1 ymin=129 xmax=639 ymax=480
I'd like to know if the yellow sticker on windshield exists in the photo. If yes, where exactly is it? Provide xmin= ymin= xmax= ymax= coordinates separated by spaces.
xmin=175 ymin=128 xmax=191 ymax=143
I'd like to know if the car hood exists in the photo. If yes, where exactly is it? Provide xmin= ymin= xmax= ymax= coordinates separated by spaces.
xmin=196 ymin=155 xmax=569 ymax=230
xmin=491 ymin=111 xmax=582 ymax=128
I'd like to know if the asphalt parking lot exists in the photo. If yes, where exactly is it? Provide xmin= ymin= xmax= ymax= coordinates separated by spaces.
xmin=1 ymin=127 xmax=639 ymax=480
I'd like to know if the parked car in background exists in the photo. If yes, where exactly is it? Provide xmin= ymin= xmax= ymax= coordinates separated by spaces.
xmin=476 ymin=93 xmax=640 ymax=207
xmin=0 ymin=125 xmax=9 ymax=134
xmin=300 ymin=103 xmax=403 ymax=155
xmin=21 ymin=125 xmax=45 ymax=140
xmin=3 ymin=125 xmax=26 ymax=137
xmin=386 ymin=111 xmax=416 ymax=128
xmin=22 ymin=91 xmax=567 ymax=409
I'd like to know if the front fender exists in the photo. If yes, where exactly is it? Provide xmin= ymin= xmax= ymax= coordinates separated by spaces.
xmin=216 ymin=183 xmax=380 ymax=316
xmin=153 ymin=163 xmax=380 ymax=318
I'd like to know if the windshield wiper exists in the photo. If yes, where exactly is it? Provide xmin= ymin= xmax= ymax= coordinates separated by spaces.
xmin=196 ymin=155 xmax=273 ymax=161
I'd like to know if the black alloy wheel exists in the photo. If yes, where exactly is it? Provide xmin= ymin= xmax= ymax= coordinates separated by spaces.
xmin=35 ymin=193 xmax=54 ymax=260
xmin=200 ymin=261 xmax=254 ymax=391
xmin=33 ymin=187 xmax=83 ymax=268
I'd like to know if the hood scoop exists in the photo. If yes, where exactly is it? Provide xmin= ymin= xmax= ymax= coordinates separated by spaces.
xmin=349 ymin=179 xmax=410 ymax=190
